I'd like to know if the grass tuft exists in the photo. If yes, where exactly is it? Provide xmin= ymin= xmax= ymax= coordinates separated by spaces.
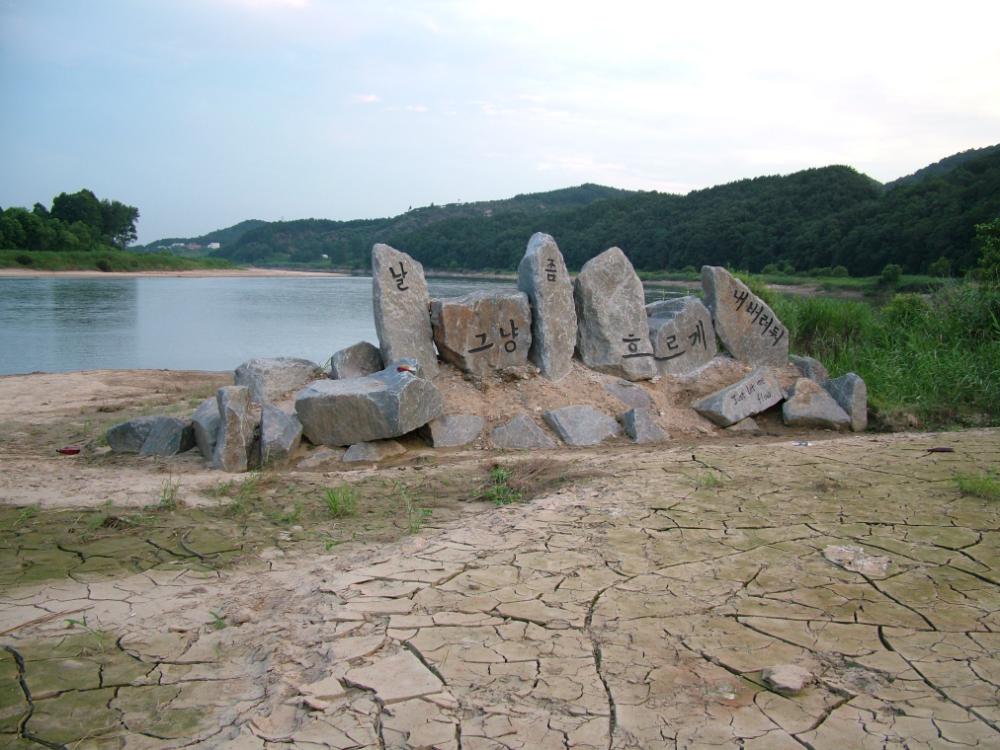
xmin=955 ymin=469 xmax=1000 ymax=501
xmin=323 ymin=485 xmax=358 ymax=517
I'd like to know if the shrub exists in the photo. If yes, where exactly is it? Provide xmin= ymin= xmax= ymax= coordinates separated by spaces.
xmin=96 ymin=258 xmax=112 ymax=272
xmin=879 ymin=263 xmax=903 ymax=287
xmin=14 ymin=253 xmax=32 ymax=266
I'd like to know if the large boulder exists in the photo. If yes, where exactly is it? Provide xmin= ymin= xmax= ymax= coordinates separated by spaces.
xmin=430 ymin=291 xmax=532 ymax=375
xmin=620 ymin=407 xmax=669 ymax=444
xmin=294 ymin=366 xmax=443 ymax=446
xmin=419 ymin=414 xmax=484 ymax=448
xmin=516 ymin=233 xmax=577 ymax=380
xmin=107 ymin=416 xmax=194 ymax=456
xmin=330 ymin=341 xmax=384 ymax=380
xmin=701 ymin=266 xmax=789 ymax=367
xmin=139 ymin=417 xmax=195 ymax=457
xmin=574 ymin=247 xmax=656 ymax=381
xmin=213 ymin=386 xmax=261 ymax=473
xmin=259 ymin=405 xmax=303 ymax=467
xmin=692 ymin=368 xmax=784 ymax=427
xmin=646 ymin=296 xmax=718 ymax=375
xmin=235 ymin=357 xmax=324 ymax=404
xmin=542 ymin=405 xmax=621 ymax=447
xmin=782 ymin=378 xmax=850 ymax=429
xmin=823 ymin=373 xmax=867 ymax=432
xmin=491 ymin=415 xmax=558 ymax=450
xmin=191 ymin=397 xmax=220 ymax=460
xmin=372 ymin=244 xmax=438 ymax=378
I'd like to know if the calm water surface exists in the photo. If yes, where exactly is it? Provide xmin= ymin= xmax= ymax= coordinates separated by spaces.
xmin=0 ymin=276 xmax=687 ymax=375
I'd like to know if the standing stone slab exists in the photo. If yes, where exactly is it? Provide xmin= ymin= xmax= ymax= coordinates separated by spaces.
xmin=543 ymin=405 xmax=621 ymax=446
xmin=702 ymin=266 xmax=789 ymax=366
xmin=235 ymin=357 xmax=324 ymax=404
xmin=260 ymin=405 xmax=303 ymax=467
xmin=692 ymin=368 xmax=783 ymax=427
xmin=213 ymin=386 xmax=261 ymax=473
xmin=419 ymin=414 xmax=484 ymax=448
xmin=574 ymin=247 xmax=656 ymax=381
xmin=295 ymin=366 xmax=443 ymax=447
xmin=782 ymin=378 xmax=850 ymax=430
xmin=621 ymin=408 xmax=669 ymax=444
xmin=191 ymin=397 xmax=220 ymax=460
xmin=824 ymin=372 xmax=867 ymax=432
xmin=372 ymin=244 xmax=438 ymax=378
xmin=139 ymin=417 xmax=195 ymax=457
xmin=430 ymin=291 xmax=532 ymax=375
xmin=646 ymin=296 xmax=718 ymax=375
xmin=330 ymin=341 xmax=384 ymax=380
xmin=491 ymin=415 xmax=558 ymax=450
xmin=517 ymin=232 xmax=577 ymax=380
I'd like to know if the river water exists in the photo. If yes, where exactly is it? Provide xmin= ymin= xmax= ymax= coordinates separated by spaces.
xmin=0 ymin=276 xmax=688 ymax=375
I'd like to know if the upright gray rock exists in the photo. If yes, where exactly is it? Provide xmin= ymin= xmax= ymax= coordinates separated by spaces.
xmin=295 ymin=366 xmax=443 ymax=446
xmin=191 ymin=397 xmax=220 ymax=460
xmin=330 ymin=341 xmax=384 ymax=380
xmin=692 ymin=368 xmax=783 ymax=427
xmin=419 ymin=414 xmax=484 ymax=448
xmin=620 ymin=408 xmax=669 ymax=444
xmin=213 ymin=386 xmax=261 ymax=473
xmin=517 ymin=233 xmax=577 ymax=380
xmin=824 ymin=373 xmax=868 ymax=432
xmin=430 ymin=291 xmax=532 ymax=375
xmin=372 ymin=244 xmax=438 ymax=378
xmin=235 ymin=357 xmax=324 ymax=404
xmin=543 ymin=405 xmax=621 ymax=446
xmin=491 ymin=415 xmax=558 ymax=450
xmin=139 ymin=417 xmax=195 ymax=457
xmin=646 ymin=296 xmax=718 ymax=375
xmin=259 ymin=405 xmax=303 ymax=467
xmin=782 ymin=378 xmax=850 ymax=430
xmin=790 ymin=354 xmax=829 ymax=384
xmin=702 ymin=266 xmax=789 ymax=366
xmin=574 ymin=248 xmax=656 ymax=381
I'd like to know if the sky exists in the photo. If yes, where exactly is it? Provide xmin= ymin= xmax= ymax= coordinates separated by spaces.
xmin=2 ymin=0 xmax=999 ymax=244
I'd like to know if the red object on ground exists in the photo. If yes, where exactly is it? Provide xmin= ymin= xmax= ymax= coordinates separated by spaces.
xmin=397 ymin=365 xmax=416 ymax=373
xmin=57 ymin=446 xmax=81 ymax=455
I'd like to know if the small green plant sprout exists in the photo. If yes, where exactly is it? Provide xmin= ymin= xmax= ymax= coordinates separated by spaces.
xmin=65 ymin=615 xmax=89 ymax=629
xmin=158 ymin=477 xmax=180 ymax=510
xmin=696 ymin=471 xmax=724 ymax=489
xmin=270 ymin=501 xmax=303 ymax=526
xmin=481 ymin=464 xmax=523 ymax=506
xmin=11 ymin=504 xmax=39 ymax=529
xmin=323 ymin=485 xmax=358 ymax=517
xmin=955 ymin=469 xmax=1000 ymax=501
xmin=396 ymin=482 xmax=431 ymax=534
xmin=207 ymin=611 xmax=227 ymax=630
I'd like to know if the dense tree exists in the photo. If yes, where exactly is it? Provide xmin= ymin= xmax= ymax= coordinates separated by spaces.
xmin=1 ymin=189 xmax=139 ymax=252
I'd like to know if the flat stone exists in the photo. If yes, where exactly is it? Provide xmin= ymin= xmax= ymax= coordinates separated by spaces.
xmin=761 ymin=664 xmax=812 ymax=693
xmin=782 ymin=378 xmax=850 ymax=430
xmin=603 ymin=379 xmax=654 ymax=410
xmin=824 ymin=372 xmax=868 ymax=432
xmin=212 ymin=386 xmax=261 ymax=473
xmin=259 ymin=405 xmax=302 ymax=467
xmin=345 ymin=650 xmax=443 ymax=704
xmin=295 ymin=365 xmax=443 ymax=446
xmin=234 ymin=357 xmax=324 ymax=404
xmin=692 ymin=368 xmax=783 ymax=427
xmin=138 ymin=416 xmax=195 ymax=456
xmin=419 ymin=414 xmax=484 ymax=448
xmin=296 ymin=446 xmax=345 ymax=469
xmin=342 ymin=440 xmax=406 ymax=463
xmin=702 ymin=266 xmax=789 ymax=366
xmin=823 ymin=545 xmax=891 ymax=576
xmin=790 ymin=354 xmax=829 ymax=384
xmin=517 ymin=232 xmax=577 ymax=380
xmin=299 ymin=675 xmax=347 ymax=701
xmin=191 ymin=397 xmax=220 ymax=460
xmin=646 ymin=296 xmax=718 ymax=375
xmin=330 ymin=341 xmax=384 ymax=380
xmin=543 ymin=405 xmax=621 ymax=446
xmin=372 ymin=244 xmax=438 ymax=377
xmin=491 ymin=414 xmax=558 ymax=449
xmin=726 ymin=417 xmax=761 ymax=434
xmin=620 ymin=407 xmax=668 ymax=444
xmin=574 ymin=247 xmax=656 ymax=381
xmin=430 ymin=291 xmax=532 ymax=375
xmin=106 ymin=416 xmax=160 ymax=454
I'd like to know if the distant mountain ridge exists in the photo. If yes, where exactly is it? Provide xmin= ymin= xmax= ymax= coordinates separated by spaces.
xmin=883 ymin=144 xmax=1000 ymax=191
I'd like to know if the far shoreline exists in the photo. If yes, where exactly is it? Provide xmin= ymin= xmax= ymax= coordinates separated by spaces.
xmin=0 ymin=267 xmax=347 ymax=279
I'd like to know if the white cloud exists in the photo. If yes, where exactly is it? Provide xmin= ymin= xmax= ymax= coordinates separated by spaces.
xmin=352 ymin=93 xmax=381 ymax=104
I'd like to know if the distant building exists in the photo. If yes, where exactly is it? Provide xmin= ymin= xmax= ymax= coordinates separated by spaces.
xmin=207 ymin=242 xmax=221 ymax=250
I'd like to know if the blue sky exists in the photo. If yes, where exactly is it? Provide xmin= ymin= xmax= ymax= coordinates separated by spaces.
xmin=2 ymin=0 xmax=999 ymax=243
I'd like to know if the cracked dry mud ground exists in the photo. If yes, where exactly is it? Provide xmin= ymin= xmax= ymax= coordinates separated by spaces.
xmin=2 ymin=430 xmax=999 ymax=749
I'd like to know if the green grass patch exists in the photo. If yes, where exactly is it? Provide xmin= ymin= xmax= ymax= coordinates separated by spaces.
xmin=0 ymin=248 xmax=235 ymax=272
xmin=955 ymin=469 xmax=1000 ymax=501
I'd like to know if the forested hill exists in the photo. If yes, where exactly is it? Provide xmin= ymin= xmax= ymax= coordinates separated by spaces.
xmin=883 ymin=144 xmax=1000 ymax=191
xmin=198 ymin=146 xmax=998 ymax=275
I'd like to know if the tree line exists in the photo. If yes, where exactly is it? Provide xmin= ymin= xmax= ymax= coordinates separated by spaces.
xmin=0 ymin=189 xmax=139 ymax=253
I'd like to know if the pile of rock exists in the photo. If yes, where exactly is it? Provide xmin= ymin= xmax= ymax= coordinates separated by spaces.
xmin=106 ymin=236 xmax=868 ymax=472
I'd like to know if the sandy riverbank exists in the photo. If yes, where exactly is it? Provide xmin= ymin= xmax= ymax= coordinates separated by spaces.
xmin=0 ymin=267 xmax=346 ymax=279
